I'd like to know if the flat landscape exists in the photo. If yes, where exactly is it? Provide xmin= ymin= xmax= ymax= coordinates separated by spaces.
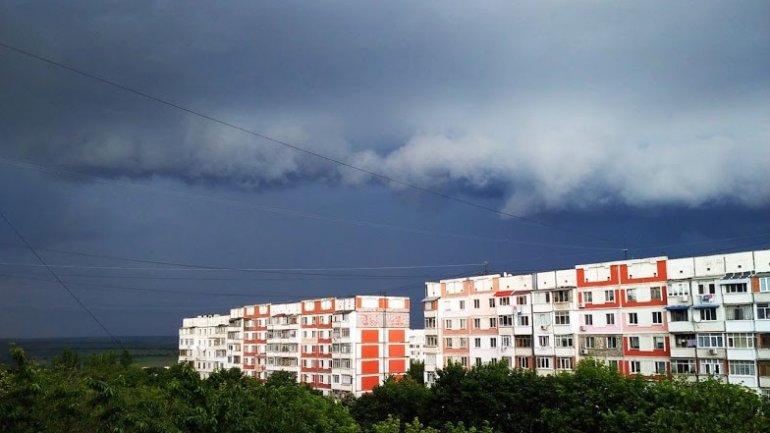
xmin=0 ymin=336 xmax=178 ymax=368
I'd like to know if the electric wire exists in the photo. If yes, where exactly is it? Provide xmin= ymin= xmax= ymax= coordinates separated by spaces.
xmin=0 ymin=210 xmax=125 ymax=350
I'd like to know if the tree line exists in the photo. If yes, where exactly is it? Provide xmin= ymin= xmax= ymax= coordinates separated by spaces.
xmin=1 ymin=345 xmax=768 ymax=433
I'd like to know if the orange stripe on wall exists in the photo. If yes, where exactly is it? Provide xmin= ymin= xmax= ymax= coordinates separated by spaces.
xmin=361 ymin=329 xmax=379 ymax=343
xmin=361 ymin=344 xmax=379 ymax=358
xmin=361 ymin=375 xmax=380 ymax=391
xmin=361 ymin=360 xmax=379 ymax=375
xmin=388 ymin=359 xmax=406 ymax=373
xmin=388 ymin=344 xmax=405 ymax=357
xmin=388 ymin=329 xmax=405 ymax=342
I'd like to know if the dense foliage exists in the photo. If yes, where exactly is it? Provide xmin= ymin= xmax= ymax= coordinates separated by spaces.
xmin=2 ymin=345 xmax=768 ymax=433
xmin=349 ymin=360 xmax=770 ymax=433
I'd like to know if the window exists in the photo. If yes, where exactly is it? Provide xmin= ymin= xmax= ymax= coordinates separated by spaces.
xmin=536 ymin=356 xmax=552 ymax=369
xmin=584 ymin=292 xmax=593 ymax=303
xmin=697 ymin=333 xmax=724 ymax=348
xmin=459 ymin=300 xmax=466 ymax=310
xmin=499 ymin=315 xmax=513 ymax=327
xmin=474 ymin=338 xmax=481 ymax=348
xmin=554 ymin=290 xmax=570 ymax=303
xmin=607 ymin=360 xmax=619 ymax=370
xmin=584 ymin=336 xmax=595 ymax=348
xmin=557 ymin=357 xmax=574 ymax=370
xmin=461 ymin=357 xmax=469 ymax=367
xmin=458 ymin=319 xmax=467 ymax=329
xmin=445 ymin=338 xmax=453 ymax=348
xmin=650 ymin=287 xmax=662 ymax=301
xmin=489 ymin=317 xmax=498 ymax=328
xmin=607 ymin=336 xmax=618 ymax=349
xmin=426 ymin=335 xmax=438 ymax=347
xmin=629 ymin=336 xmax=640 ymax=349
xmin=517 ymin=295 xmax=527 ymax=305
xmin=502 ymin=336 xmax=511 ymax=348
xmin=500 ymin=297 xmax=511 ymax=306
xmin=654 ymin=361 xmax=667 ymax=374
xmin=698 ymin=283 xmax=717 ymax=295
xmin=630 ymin=361 xmax=641 ymax=373
xmin=517 ymin=356 xmax=530 ymax=369
xmin=425 ymin=318 xmax=436 ymax=328
xmin=626 ymin=288 xmax=637 ymax=302
xmin=518 ymin=315 xmax=530 ymax=326
xmin=556 ymin=335 xmax=573 ymax=348
xmin=584 ymin=314 xmax=593 ymax=326
xmin=726 ymin=333 xmax=754 ymax=349
xmin=473 ymin=299 xmax=480 ymax=309
xmin=459 ymin=337 xmax=467 ymax=348
xmin=606 ymin=313 xmax=615 ymax=325
xmin=516 ymin=336 xmax=532 ymax=348
xmin=760 ymin=277 xmax=770 ymax=293
xmin=652 ymin=312 xmax=663 ymax=324
xmin=605 ymin=290 xmax=616 ymax=302
xmin=473 ymin=318 xmax=481 ymax=328
xmin=701 ymin=359 xmax=722 ymax=375
xmin=490 ymin=337 xmax=497 ymax=348
xmin=668 ymin=282 xmax=689 ymax=297
xmin=654 ymin=336 xmax=665 ymax=350
xmin=674 ymin=334 xmax=697 ymax=348
xmin=722 ymin=283 xmax=748 ymax=293
xmin=537 ymin=313 xmax=551 ymax=326
xmin=628 ymin=313 xmax=639 ymax=325
xmin=757 ymin=304 xmax=770 ymax=320
xmin=489 ymin=298 xmax=496 ymax=308
xmin=555 ymin=312 xmax=570 ymax=325
xmin=726 ymin=305 xmax=753 ymax=320
xmin=475 ymin=357 xmax=483 ymax=367
xmin=502 ymin=356 xmax=512 ymax=366
xmin=670 ymin=310 xmax=688 ymax=322
xmin=699 ymin=308 xmax=717 ymax=321
xmin=445 ymin=319 xmax=453 ymax=329
xmin=538 ymin=336 xmax=550 ymax=347
xmin=672 ymin=359 xmax=696 ymax=374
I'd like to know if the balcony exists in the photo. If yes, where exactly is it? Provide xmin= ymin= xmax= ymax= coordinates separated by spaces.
xmin=724 ymin=320 xmax=755 ymax=333
xmin=722 ymin=292 xmax=753 ymax=305
xmin=668 ymin=321 xmax=694 ymax=333
xmin=670 ymin=347 xmax=696 ymax=358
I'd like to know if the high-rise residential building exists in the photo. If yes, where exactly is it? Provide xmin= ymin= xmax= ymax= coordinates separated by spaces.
xmin=422 ymin=249 xmax=770 ymax=397
xmin=180 ymin=295 xmax=410 ymax=396
xmin=178 ymin=314 xmax=230 ymax=378
xmin=407 ymin=329 xmax=426 ymax=364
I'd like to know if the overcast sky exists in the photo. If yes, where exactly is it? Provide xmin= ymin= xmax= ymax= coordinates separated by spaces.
xmin=1 ymin=1 xmax=769 ymax=338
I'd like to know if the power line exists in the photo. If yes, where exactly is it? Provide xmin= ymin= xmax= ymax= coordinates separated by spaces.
xmin=0 ymin=40 xmax=621 ymax=246
xmin=0 ymin=261 xmax=484 ymax=273
xmin=0 ymin=210 xmax=125 ymax=350
xmin=0 ymin=157 xmax=621 ymax=252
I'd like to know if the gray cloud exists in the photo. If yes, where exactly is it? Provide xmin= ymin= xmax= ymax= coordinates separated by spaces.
xmin=1 ymin=0 xmax=768 ymax=214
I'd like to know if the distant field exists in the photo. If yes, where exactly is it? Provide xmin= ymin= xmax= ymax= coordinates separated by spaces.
xmin=0 ymin=336 xmax=179 ymax=368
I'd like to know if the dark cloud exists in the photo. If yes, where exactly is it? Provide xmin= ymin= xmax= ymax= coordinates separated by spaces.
xmin=0 ymin=1 xmax=769 ymax=337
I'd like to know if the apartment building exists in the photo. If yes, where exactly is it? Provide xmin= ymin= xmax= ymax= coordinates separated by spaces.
xmin=178 ymin=314 xmax=230 ymax=378
xmin=180 ymin=295 xmax=410 ymax=397
xmin=423 ymin=249 xmax=770 ymax=397
xmin=407 ymin=329 xmax=426 ymax=364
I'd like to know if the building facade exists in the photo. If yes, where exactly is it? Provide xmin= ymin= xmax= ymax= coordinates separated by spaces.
xmin=180 ymin=295 xmax=411 ymax=396
xmin=423 ymin=249 xmax=770 ymax=397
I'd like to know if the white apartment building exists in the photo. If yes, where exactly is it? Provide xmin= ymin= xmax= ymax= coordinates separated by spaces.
xmin=407 ymin=329 xmax=426 ymax=364
xmin=423 ymin=249 xmax=770 ymax=397
xmin=180 ymin=295 xmax=411 ymax=397
xmin=178 ymin=314 xmax=229 ymax=378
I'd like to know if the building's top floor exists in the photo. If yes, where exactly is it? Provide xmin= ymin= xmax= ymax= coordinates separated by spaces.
xmin=238 ymin=295 xmax=410 ymax=319
xmin=181 ymin=314 xmax=230 ymax=329
xmin=425 ymin=249 xmax=770 ymax=298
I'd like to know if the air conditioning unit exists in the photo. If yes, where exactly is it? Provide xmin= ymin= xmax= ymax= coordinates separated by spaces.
xmin=540 ymin=325 xmax=548 ymax=331
xmin=708 ymin=348 xmax=718 ymax=356
xmin=580 ymin=349 xmax=589 ymax=355
xmin=579 ymin=326 xmax=586 ymax=331
xmin=679 ymin=295 xmax=689 ymax=302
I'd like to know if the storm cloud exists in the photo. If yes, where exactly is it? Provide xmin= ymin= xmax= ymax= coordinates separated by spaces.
xmin=2 ymin=1 xmax=768 ymax=214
